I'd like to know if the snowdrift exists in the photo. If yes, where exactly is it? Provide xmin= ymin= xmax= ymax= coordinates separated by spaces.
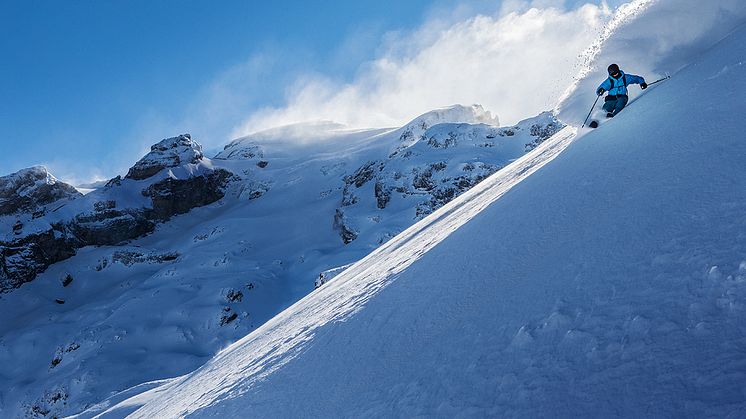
xmin=96 ymin=6 xmax=746 ymax=419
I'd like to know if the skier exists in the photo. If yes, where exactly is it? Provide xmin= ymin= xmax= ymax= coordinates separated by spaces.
xmin=596 ymin=64 xmax=647 ymax=118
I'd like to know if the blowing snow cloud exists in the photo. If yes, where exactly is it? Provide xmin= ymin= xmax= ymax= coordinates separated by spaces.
xmin=233 ymin=3 xmax=611 ymax=135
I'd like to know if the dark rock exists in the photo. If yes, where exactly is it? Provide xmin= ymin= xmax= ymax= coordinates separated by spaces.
xmin=525 ymin=120 xmax=564 ymax=151
xmin=104 ymin=175 xmax=122 ymax=188
xmin=2 ymin=167 xmax=231 ymax=292
xmin=413 ymin=169 xmax=435 ymax=191
xmin=426 ymin=132 xmax=458 ymax=148
xmin=430 ymin=162 xmax=447 ymax=172
xmin=142 ymin=169 xmax=232 ymax=220
xmin=333 ymin=209 xmax=358 ymax=244
xmin=61 ymin=274 xmax=73 ymax=287
xmin=0 ymin=228 xmax=78 ymax=292
xmin=347 ymin=161 xmax=379 ymax=188
xmin=50 ymin=356 xmax=63 ymax=368
xmin=374 ymin=182 xmax=390 ymax=209
xmin=54 ymin=299 xmax=65 ymax=305
xmin=27 ymin=388 xmax=68 ymax=418
xmin=93 ymin=200 xmax=116 ymax=212
xmin=340 ymin=187 xmax=359 ymax=207
xmin=111 ymin=250 xmax=180 ymax=266
xmin=70 ymin=209 xmax=156 ymax=246
xmin=220 ymin=311 xmax=238 ymax=326
xmin=226 ymin=289 xmax=243 ymax=303
xmin=256 ymin=161 xmax=268 ymax=168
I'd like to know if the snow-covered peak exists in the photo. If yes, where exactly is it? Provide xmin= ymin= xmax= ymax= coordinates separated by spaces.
xmin=214 ymin=140 xmax=265 ymax=161
xmin=126 ymin=134 xmax=205 ymax=180
xmin=0 ymin=166 xmax=80 ymax=216
xmin=404 ymin=104 xmax=498 ymax=132
xmin=396 ymin=104 xmax=499 ymax=149
xmin=2 ymin=166 xmax=55 ymax=188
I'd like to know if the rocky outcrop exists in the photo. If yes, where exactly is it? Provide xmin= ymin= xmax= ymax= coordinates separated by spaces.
xmin=0 ymin=134 xmax=234 ymax=292
xmin=143 ymin=169 xmax=232 ymax=220
xmin=333 ymin=209 xmax=358 ymax=244
xmin=69 ymin=208 xmax=156 ymax=246
xmin=0 ymin=226 xmax=77 ymax=290
xmin=335 ymin=112 xmax=565 ymax=243
xmin=525 ymin=114 xmax=564 ymax=151
xmin=126 ymin=134 xmax=203 ymax=180
xmin=0 ymin=167 xmax=81 ymax=216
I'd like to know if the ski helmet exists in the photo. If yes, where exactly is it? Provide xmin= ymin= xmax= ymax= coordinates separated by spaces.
xmin=608 ymin=63 xmax=620 ymax=76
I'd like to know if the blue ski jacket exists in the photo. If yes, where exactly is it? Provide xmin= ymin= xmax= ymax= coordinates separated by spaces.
xmin=597 ymin=71 xmax=645 ymax=96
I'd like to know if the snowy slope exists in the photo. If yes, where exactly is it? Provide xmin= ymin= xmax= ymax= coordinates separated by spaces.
xmin=0 ymin=106 xmax=560 ymax=417
xmin=557 ymin=0 xmax=746 ymax=124
xmin=105 ymin=14 xmax=746 ymax=419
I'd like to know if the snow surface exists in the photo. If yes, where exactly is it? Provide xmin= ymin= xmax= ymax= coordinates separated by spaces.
xmin=0 ymin=105 xmax=557 ymax=417
xmin=96 ymin=11 xmax=746 ymax=419
xmin=557 ymin=0 xmax=746 ymax=125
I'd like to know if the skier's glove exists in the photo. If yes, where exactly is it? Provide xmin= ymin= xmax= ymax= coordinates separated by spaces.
xmin=640 ymin=82 xmax=648 ymax=90
xmin=596 ymin=87 xmax=605 ymax=96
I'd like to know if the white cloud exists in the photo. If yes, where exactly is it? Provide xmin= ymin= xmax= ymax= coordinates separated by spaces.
xmin=232 ymin=2 xmax=611 ymax=135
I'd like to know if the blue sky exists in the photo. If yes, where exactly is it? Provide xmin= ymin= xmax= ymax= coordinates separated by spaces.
xmin=1 ymin=0 xmax=618 ymax=184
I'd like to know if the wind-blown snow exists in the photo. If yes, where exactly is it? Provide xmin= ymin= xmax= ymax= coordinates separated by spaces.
xmin=234 ymin=4 xmax=608 ymax=132
xmin=107 ymin=11 xmax=746 ymax=419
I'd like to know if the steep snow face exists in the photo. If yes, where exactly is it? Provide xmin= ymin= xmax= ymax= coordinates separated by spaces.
xmin=0 ymin=166 xmax=81 ymax=216
xmin=557 ymin=0 xmax=746 ymax=124
xmin=113 ymin=15 xmax=746 ymax=419
xmin=0 ymin=107 xmax=561 ymax=417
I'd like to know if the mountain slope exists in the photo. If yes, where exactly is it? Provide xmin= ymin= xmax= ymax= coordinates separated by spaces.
xmin=116 ymin=19 xmax=746 ymax=418
xmin=0 ymin=106 xmax=561 ymax=417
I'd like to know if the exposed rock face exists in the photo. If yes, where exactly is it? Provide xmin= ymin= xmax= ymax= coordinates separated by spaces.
xmin=0 ymin=134 xmax=233 ymax=292
xmin=0 ymin=226 xmax=77 ymax=289
xmin=0 ymin=166 xmax=81 ymax=216
xmin=335 ymin=112 xmax=565 ymax=243
xmin=126 ymin=134 xmax=203 ymax=180
xmin=525 ymin=117 xmax=564 ymax=151
xmin=333 ymin=209 xmax=358 ymax=244
xmin=69 ymin=208 xmax=156 ymax=246
xmin=143 ymin=169 xmax=233 ymax=220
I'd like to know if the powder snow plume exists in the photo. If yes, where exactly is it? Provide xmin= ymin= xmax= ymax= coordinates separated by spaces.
xmin=557 ymin=0 xmax=746 ymax=124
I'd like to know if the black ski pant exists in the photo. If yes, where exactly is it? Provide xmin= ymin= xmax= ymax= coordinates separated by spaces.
xmin=602 ymin=94 xmax=629 ymax=116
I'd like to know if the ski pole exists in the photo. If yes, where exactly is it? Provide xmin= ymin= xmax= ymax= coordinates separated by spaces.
xmin=647 ymin=75 xmax=671 ymax=86
xmin=581 ymin=95 xmax=600 ymax=128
